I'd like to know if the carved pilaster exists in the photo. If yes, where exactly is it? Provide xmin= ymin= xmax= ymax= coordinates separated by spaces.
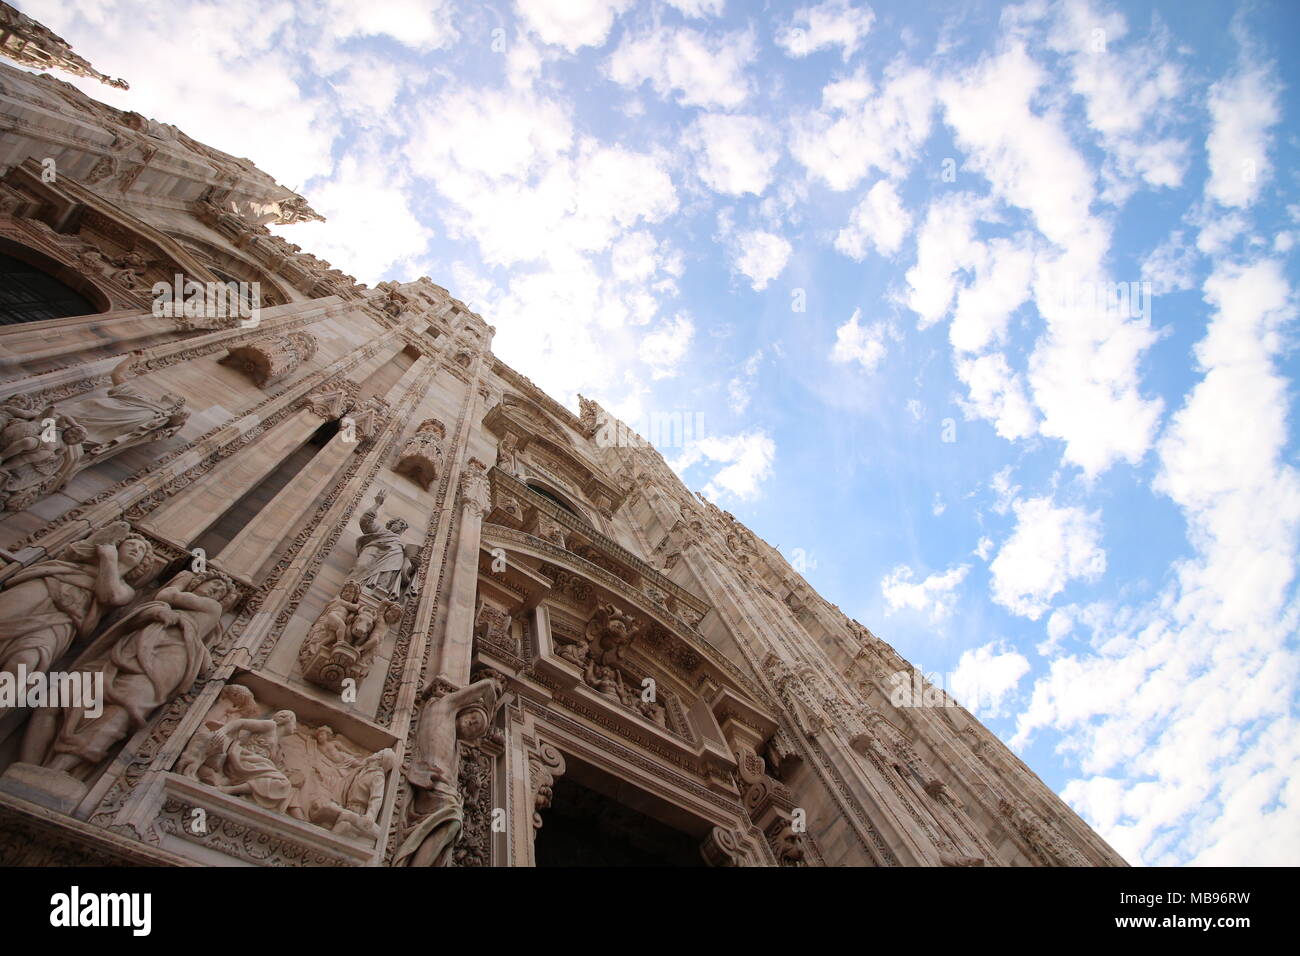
xmin=460 ymin=457 xmax=491 ymax=517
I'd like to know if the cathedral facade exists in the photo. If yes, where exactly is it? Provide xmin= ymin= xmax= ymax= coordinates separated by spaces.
xmin=0 ymin=9 xmax=1124 ymax=867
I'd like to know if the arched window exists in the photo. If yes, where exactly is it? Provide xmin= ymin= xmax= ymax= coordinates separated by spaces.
xmin=527 ymin=481 xmax=583 ymax=519
xmin=0 ymin=252 xmax=97 ymax=325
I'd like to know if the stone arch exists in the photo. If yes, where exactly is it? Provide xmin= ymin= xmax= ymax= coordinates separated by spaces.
xmin=172 ymin=233 xmax=291 ymax=306
xmin=0 ymin=235 xmax=111 ymax=321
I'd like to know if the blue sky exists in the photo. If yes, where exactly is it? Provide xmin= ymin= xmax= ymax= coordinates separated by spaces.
xmin=27 ymin=0 xmax=1300 ymax=865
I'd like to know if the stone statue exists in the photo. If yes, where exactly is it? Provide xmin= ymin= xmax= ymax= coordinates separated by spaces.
xmin=0 ymin=399 xmax=85 ymax=513
xmin=584 ymin=658 xmax=625 ymax=702
xmin=584 ymin=603 xmax=642 ymax=666
xmin=394 ymin=678 xmax=500 ymax=867
xmin=20 ymin=569 xmax=234 ymax=775
xmin=298 ymin=580 xmax=402 ymax=691
xmin=496 ymin=433 xmax=519 ymax=476
xmin=57 ymin=353 xmax=189 ymax=458
xmin=349 ymin=490 xmax=418 ymax=599
xmin=637 ymin=696 xmax=668 ymax=728
xmin=554 ymin=633 xmax=589 ymax=668
xmin=0 ymin=522 xmax=153 ymax=702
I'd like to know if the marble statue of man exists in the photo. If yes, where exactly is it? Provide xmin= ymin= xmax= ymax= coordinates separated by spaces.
xmin=394 ymin=677 xmax=500 ymax=867
xmin=21 ymin=569 xmax=233 ymax=775
xmin=350 ymin=490 xmax=418 ymax=598
xmin=0 ymin=522 xmax=152 ymax=704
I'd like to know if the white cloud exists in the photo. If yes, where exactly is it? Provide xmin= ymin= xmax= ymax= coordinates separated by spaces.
xmin=606 ymin=25 xmax=754 ymax=108
xmin=325 ymin=0 xmax=459 ymax=51
xmin=835 ymin=179 xmax=912 ymax=259
xmin=903 ymin=193 xmax=985 ymax=330
xmin=1047 ymin=0 xmax=1189 ymax=202
xmin=687 ymin=113 xmax=781 ymax=197
xmin=789 ymin=61 xmax=934 ymax=190
xmin=950 ymin=640 xmax=1031 ymax=718
xmin=1017 ymin=260 xmax=1300 ymax=866
xmin=727 ymin=349 xmax=763 ymax=414
xmin=955 ymin=352 xmax=1037 ymax=441
xmin=515 ymin=0 xmax=633 ymax=53
xmin=775 ymin=0 xmax=875 ymax=62
xmin=990 ymin=466 xmax=1020 ymax=515
xmin=829 ymin=307 xmax=887 ymax=372
xmin=640 ymin=313 xmax=695 ymax=378
xmin=949 ymin=237 xmax=1034 ymax=354
xmin=269 ymin=151 xmax=432 ymax=284
xmin=939 ymin=42 xmax=1164 ymax=476
xmin=1141 ymin=231 xmax=1198 ymax=295
xmin=881 ymin=563 xmax=969 ymax=624
xmin=990 ymin=496 xmax=1107 ymax=619
xmin=664 ymin=0 xmax=725 ymax=18
xmin=1205 ymin=51 xmax=1280 ymax=208
xmin=731 ymin=229 xmax=792 ymax=290
xmin=671 ymin=431 xmax=776 ymax=501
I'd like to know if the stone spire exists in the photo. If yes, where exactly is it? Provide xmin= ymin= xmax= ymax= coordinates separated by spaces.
xmin=0 ymin=2 xmax=129 ymax=90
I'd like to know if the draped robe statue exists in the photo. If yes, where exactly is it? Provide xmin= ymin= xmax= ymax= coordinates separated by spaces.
xmin=394 ymin=678 xmax=499 ymax=867
xmin=21 ymin=570 xmax=233 ymax=775
xmin=349 ymin=490 xmax=418 ymax=599
xmin=0 ymin=523 xmax=151 ymax=702
xmin=59 ymin=380 xmax=188 ymax=458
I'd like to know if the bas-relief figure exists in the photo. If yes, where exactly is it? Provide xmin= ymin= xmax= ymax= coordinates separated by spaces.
xmin=0 ymin=399 xmax=85 ymax=512
xmin=182 ymin=689 xmax=396 ymax=843
xmin=59 ymin=353 xmax=190 ymax=458
xmin=395 ymin=677 xmax=500 ymax=867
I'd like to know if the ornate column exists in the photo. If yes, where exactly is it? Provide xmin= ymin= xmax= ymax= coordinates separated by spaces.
xmin=434 ymin=457 xmax=491 ymax=685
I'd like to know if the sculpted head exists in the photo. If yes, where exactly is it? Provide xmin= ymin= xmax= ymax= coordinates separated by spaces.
xmin=386 ymin=517 xmax=409 ymax=535
xmin=455 ymin=705 xmax=488 ymax=742
xmin=190 ymin=573 xmax=234 ymax=603
xmin=272 ymin=710 xmax=297 ymax=734
xmin=117 ymin=535 xmax=151 ymax=569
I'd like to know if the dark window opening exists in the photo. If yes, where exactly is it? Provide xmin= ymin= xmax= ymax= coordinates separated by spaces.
xmin=527 ymin=482 xmax=581 ymax=519
xmin=0 ymin=252 xmax=97 ymax=325
xmin=191 ymin=420 xmax=339 ymax=557
xmin=533 ymin=776 xmax=704 ymax=867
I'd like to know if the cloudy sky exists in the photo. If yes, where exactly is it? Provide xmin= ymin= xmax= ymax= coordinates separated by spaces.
xmin=23 ymin=0 xmax=1300 ymax=866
